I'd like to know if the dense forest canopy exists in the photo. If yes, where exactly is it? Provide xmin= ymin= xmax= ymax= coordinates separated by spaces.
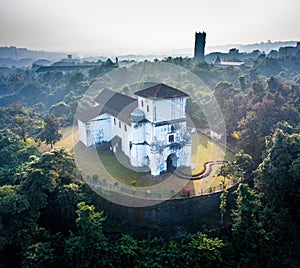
xmin=0 ymin=45 xmax=299 ymax=267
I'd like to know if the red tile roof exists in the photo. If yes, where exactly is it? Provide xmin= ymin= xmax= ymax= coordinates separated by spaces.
xmin=78 ymin=84 xmax=188 ymax=124
xmin=135 ymin=83 xmax=188 ymax=100
xmin=77 ymin=89 xmax=137 ymax=124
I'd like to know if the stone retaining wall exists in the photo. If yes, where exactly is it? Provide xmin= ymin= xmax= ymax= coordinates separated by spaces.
xmin=91 ymin=183 xmax=239 ymax=228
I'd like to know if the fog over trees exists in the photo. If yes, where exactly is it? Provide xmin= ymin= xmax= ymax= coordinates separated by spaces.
xmin=0 ymin=43 xmax=299 ymax=267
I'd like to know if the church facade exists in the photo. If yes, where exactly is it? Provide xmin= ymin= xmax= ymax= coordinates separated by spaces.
xmin=77 ymin=83 xmax=192 ymax=176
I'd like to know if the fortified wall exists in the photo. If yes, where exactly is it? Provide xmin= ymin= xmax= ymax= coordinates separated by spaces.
xmin=90 ymin=183 xmax=238 ymax=229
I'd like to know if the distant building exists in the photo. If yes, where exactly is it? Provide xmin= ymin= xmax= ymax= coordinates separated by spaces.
xmin=35 ymin=65 xmax=97 ymax=75
xmin=34 ymin=57 xmax=117 ymax=75
xmin=213 ymin=55 xmax=245 ymax=68
xmin=77 ymin=83 xmax=192 ymax=176
xmin=194 ymin=32 xmax=206 ymax=62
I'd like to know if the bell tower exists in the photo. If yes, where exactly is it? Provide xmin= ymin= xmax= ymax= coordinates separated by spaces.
xmin=194 ymin=31 xmax=206 ymax=62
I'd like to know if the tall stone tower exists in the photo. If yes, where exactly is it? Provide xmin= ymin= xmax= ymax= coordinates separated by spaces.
xmin=194 ymin=32 xmax=206 ymax=62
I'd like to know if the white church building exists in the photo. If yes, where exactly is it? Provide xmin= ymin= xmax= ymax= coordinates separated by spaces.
xmin=77 ymin=83 xmax=192 ymax=176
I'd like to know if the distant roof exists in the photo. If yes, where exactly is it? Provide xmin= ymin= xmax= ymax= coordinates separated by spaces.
xmin=213 ymin=55 xmax=221 ymax=64
xmin=78 ymin=88 xmax=137 ymax=124
xmin=215 ymin=61 xmax=245 ymax=67
xmin=35 ymin=65 xmax=100 ymax=73
xmin=135 ymin=83 xmax=189 ymax=100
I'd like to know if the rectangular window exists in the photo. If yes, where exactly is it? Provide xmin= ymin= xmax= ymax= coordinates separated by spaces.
xmin=147 ymin=105 xmax=149 ymax=112
xmin=141 ymin=100 xmax=144 ymax=107
xmin=169 ymin=135 xmax=174 ymax=143
xmin=124 ymin=125 xmax=127 ymax=132
xmin=119 ymin=122 xmax=121 ymax=128
xmin=114 ymin=118 xmax=116 ymax=125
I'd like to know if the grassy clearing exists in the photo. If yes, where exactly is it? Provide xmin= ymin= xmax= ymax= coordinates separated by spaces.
xmin=56 ymin=126 xmax=77 ymax=151
xmin=191 ymin=133 xmax=235 ymax=175
xmin=187 ymin=132 xmax=236 ymax=195
xmin=38 ymin=126 xmax=76 ymax=153
xmin=58 ymin=127 xmax=236 ymax=193
xmin=97 ymin=145 xmax=165 ymax=187
xmin=64 ymin=127 xmax=166 ymax=187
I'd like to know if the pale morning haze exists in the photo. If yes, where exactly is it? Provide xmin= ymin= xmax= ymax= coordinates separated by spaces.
xmin=0 ymin=0 xmax=299 ymax=55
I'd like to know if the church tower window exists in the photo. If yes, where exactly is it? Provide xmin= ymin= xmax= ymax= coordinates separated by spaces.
xmin=169 ymin=134 xmax=174 ymax=143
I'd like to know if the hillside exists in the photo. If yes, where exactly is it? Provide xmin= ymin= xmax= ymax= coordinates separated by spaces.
xmin=1 ymin=40 xmax=298 ymax=68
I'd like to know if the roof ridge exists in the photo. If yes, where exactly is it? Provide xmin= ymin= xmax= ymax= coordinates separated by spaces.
xmin=135 ymin=83 xmax=188 ymax=100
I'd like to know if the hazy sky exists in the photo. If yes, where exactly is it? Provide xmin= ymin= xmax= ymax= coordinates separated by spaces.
xmin=0 ymin=0 xmax=299 ymax=55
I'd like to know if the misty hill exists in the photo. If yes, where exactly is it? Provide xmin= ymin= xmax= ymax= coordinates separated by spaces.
xmin=0 ymin=40 xmax=299 ymax=68
xmin=208 ymin=40 xmax=299 ymax=54
xmin=108 ymin=41 xmax=299 ymax=62
xmin=0 ymin=46 xmax=66 ymax=61
xmin=149 ymin=40 xmax=299 ymax=58
xmin=0 ymin=46 xmax=67 ymax=68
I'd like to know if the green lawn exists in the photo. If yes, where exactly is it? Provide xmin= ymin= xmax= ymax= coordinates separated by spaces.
xmin=97 ymin=145 xmax=165 ymax=187
xmin=59 ymin=127 xmax=236 ymax=192
xmin=191 ymin=132 xmax=235 ymax=175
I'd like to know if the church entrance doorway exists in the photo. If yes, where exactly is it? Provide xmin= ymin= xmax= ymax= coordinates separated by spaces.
xmin=167 ymin=153 xmax=177 ymax=172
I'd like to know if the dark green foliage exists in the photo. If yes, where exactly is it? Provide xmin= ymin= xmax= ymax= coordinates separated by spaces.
xmin=254 ymin=57 xmax=284 ymax=77
xmin=231 ymin=184 xmax=265 ymax=267
xmin=64 ymin=202 xmax=110 ymax=268
xmin=256 ymin=122 xmax=300 ymax=210
xmin=238 ymin=75 xmax=248 ymax=91
xmin=112 ymin=233 xmax=224 ymax=268
xmin=0 ymin=185 xmax=30 ymax=248
xmin=0 ymin=48 xmax=300 ymax=267
xmin=238 ymin=86 xmax=300 ymax=165
xmin=0 ymin=129 xmax=228 ymax=266
xmin=114 ymin=234 xmax=140 ymax=266
xmin=22 ymin=241 xmax=56 ymax=267
xmin=49 ymin=101 xmax=77 ymax=126
xmin=0 ymin=103 xmax=42 ymax=141
xmin=40 ymin=114 xmax=62 ymax=149
xmin=214 ymin=81 xmax=246 ymax=135
xmin=181 ymin=233 xmax=224 ymax=267
xmin=219 ymin=181 xmax=228 ymax=226
xmin=0 ymin=129 xmax=40 ymax=185
xmin=0 ymin=141 xmax=91 ymax=266
xmin=49 ymin=101 xmax=71 ymax=118
xmin=162 ymin=56 xmax=194 ymax=69
xmin=255 ymin=123 xmax=300 ymax=267
xmin=234 ymin=150 xmax=254 ymax=176
xmin=186 ymin=98 xmax=207 ymax=126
